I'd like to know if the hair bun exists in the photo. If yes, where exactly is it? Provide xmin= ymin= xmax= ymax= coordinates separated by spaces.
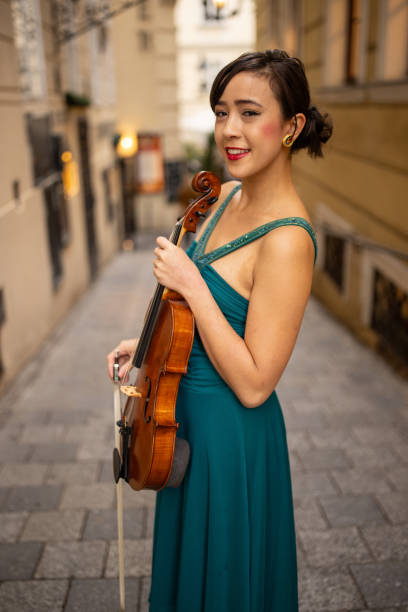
xmin=307 ymin=105 xmax=333 ymax=144
xmin=265 ymin=49 xmax=290 ymax=61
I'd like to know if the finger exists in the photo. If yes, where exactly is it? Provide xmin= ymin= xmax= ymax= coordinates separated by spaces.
xmin=156 ymin=236 xmax=170 ymax=248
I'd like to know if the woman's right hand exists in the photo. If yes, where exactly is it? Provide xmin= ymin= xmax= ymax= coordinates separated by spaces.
xmin=106 ymin=338 xmax=139 ymax=383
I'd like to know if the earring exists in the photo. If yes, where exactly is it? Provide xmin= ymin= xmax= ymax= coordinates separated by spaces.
xmin=282 ymin=134 xmax=294 ymax=147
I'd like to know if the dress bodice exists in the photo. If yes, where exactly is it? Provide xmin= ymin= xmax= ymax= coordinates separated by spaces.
xmin=181 ymin=183 xmax=318 ymax=390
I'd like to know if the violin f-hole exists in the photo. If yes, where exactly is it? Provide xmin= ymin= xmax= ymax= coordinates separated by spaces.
xmin=143 ymin=376 xmax=152 ymax=423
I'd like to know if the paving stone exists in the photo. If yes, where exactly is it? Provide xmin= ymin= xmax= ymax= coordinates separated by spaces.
xmin=35 ymin=540 xmax=106 ymax=578
xmin=376 ymin=491 xmax=408 ymax=524
xmin=83 ymin=506 xmax=146 ymax=540
xmin=105 ymin=538 xmax=153 ymax=577
xmin=64 ymin=423 xmax=111 ymax=444
xmin=20 ymin=509 xmax=85 ymax=541
xmin=0 ymin=511 xmax=28 ymax=542
xmin=146 ymin=505 xmax=155 ymax=538
xmin=350 ymin=560 xmax=408 ymax=608
xmin=44 ymin=461 xmax=99 ymax=485
xmin=331 ymin=467 xmax=393 ymax=495
xmin=0 ymin=542 xmax=43 ymax=580
xmin=298 ymin=565 xmax=364 ymax=611
xmin=59 ymin=483 xmax=115 ymax=510
xmin=0 ymin=463 xmax=48 ymax=487
xmin=299 ymin=526 xmax=372 ymax=567
xmin=308 ymin=428 xmax=358 ymax=450
xmin=0 ymin=487 xmax=10 ymax=509
xmin=122 ymin=486 xmax=157 ymax=509
xmin=298 ymin=448 xmax=351 ymax=471
xmin=352 ymin=426 xmax=405 ymax=447
xmin=48 ymin=410 xmax=89 ymax=425
xmin=294 ymin=498 xmax=328 ymax=531
xmin=286 ymin=431 xmax=314 ymax=453
xmin=99 ymin=458 xmax=114 ymax=483
xmin=362 ymin=524 xmax=408 ymax=561
xmin=0 ymin=579 xmax=69 ymax=612
xmin=19 ymin=424 xmax=67 ymax=445
xmin=65 ymin=577 xmax=140 ymax=612
xmin=344 ymin=445 xmax=401 ymax=468
xmin=319 ymin=494 xmax=386 ymax=527
xmin=386 ymin=465 xmax=408 ymax=491
xmin=0 ymin=442 xmax=33 ymax=463
xmin=77 ymin=438 xmax=112 ymax=461
xmin=140 ymin=575 xmax=152 ymax=611
xmin=292 ymin=471 xmax=337 ymax=498
xmin=30 ymin=443 xmax=78 ymax=463
xmin=3 ymin=485 xmax=62 ymax=512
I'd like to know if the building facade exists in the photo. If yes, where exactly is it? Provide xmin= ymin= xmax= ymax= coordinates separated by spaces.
xmin=0 ymin=1 xmax=125 ymax=390
xmin=255 ymin=0 xmax=408 ymax=373
xmin=111 ymin=0 xmax=183 ymax=232
xmin=175 ymin=0 xmax=255 ymax=145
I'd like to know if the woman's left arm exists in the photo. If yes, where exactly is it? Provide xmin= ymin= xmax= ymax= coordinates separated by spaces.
xmin=154 ymin=228 xmax=314 ymax=408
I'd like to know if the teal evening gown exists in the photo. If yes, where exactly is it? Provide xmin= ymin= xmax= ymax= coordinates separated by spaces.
xmin=148 ymin=184 xmax=318 ymax=612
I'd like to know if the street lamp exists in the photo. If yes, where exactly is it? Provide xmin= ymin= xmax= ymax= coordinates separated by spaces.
xmin=202 ymin=0 xmax=242 ymax=20
xmin=116 ymin=132 xmax=138 ymax=158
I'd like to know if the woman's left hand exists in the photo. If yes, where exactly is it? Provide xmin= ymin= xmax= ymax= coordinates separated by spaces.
xmin=153 ymin=236 xmax=204 ymax=297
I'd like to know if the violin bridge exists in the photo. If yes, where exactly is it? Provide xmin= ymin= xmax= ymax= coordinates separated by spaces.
xmin=120 ymin=385 xmax=142 ymax=398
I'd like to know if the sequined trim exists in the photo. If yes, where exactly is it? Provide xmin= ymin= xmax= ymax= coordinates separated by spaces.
xmin=193 ymin=183 xmax=242 ymax=261
xmin=192 ymin=183 xmax=318 ymax=268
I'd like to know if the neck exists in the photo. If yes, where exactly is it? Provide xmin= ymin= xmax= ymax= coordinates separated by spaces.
xmin=238 ymin=153 xmax=298 ymax=216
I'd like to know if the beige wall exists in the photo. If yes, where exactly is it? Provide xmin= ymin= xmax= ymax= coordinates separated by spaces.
xmin=0 ymin=0 xmax=121 ymax=391
xmin=111 ymin=0 xmax=182 ymax=230
xmin=255 ymin=0 xmax=408 ymax=368
xmin=175 ymin=0 xmax=255 ymax=145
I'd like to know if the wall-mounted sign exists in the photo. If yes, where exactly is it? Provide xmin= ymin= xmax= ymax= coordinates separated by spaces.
xmin=135 ymin=133 xmax=165 ymax=194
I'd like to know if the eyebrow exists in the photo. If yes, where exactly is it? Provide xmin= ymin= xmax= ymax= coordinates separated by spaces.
xmin=215 ymin=99 xmax=264 ymax=108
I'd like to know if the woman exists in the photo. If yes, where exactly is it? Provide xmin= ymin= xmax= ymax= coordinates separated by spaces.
xmin=107 ymin=49 xmax=333 ymax=611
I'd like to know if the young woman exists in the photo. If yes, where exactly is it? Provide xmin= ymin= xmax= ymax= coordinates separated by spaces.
xmin=107 ymin=49 xmax=332 ymax=611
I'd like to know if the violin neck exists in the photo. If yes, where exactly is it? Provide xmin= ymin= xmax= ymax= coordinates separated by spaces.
xmin=132 ymin=222 xmax=183 ymax=368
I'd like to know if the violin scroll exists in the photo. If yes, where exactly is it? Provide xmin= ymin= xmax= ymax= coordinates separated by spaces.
xmin=181 ymin=171 xmax=221 ymax=235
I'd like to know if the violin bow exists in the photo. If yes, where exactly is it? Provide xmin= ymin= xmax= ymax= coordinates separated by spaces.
xmin=113 ymin=351 xmax=126 ymax=611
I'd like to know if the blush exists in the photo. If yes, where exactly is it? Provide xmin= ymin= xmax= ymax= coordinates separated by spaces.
xmin=261 ymin=122 xmax=280 ymax=138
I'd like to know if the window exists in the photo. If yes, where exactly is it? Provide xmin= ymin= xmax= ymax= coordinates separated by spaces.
xmin=102 ymin=168 xmax=115 ymax=222
xmin=371 ymin=268 xmax=408 ymax=366
xmin=324 ymin=0 xmax=369 ymax=86
xmin=11 ymin=0 xmax=47 ymax=99
xmin=138 ymin=30 xmax=153 ymax=51
xmin=323 ymin=234 xmax=346 ymax=290
xmin=377 ymin=0 xmax=408 ymax=80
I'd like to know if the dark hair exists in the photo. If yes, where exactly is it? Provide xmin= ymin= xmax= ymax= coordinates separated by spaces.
xmin=210 ymin=49 xmax=333 ymax=159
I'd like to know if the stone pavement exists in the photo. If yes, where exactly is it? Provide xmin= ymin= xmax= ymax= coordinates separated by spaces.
xmin=0 ymin=236 xmax=407 ymax=612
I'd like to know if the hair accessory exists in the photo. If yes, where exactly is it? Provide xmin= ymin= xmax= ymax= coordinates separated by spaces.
xmin=282 ymin=134 xmax=294 ymax=147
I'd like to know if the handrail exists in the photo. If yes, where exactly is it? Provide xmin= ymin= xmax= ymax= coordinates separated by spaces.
xmin=315 ymin=222 xmax=408 ymax=262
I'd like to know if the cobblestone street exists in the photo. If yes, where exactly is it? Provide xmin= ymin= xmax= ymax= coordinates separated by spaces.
xmin=0 ymin=238 xmax=407 ymax=612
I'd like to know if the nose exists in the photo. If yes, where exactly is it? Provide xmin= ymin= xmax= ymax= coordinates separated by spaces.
xmin=223 ymin=111 xmax=241 ymax=138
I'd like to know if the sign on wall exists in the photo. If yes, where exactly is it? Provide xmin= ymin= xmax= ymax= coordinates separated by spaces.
xmin=135 ymin=133 xmax=165 ymax=194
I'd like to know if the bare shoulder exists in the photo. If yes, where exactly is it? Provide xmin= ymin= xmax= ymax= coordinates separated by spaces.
xmin=254 ymin=222 xmax=315 ymax=279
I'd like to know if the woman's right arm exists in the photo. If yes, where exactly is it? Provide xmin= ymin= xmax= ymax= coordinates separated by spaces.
xmin=106 ymin=337 xmax=139 ymax=382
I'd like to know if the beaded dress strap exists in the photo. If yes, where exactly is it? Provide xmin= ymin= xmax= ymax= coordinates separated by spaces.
xmin=194 ymin=183 xmax=242 ymax=260
xmin=193 ymin=217 xmax=318 ymax=268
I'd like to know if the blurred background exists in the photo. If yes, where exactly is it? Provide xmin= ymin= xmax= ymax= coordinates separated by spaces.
xmin=0 ymin=2 xmax=408 ymax=611
xmin=0 ymin=0 xmax=407 ymax=389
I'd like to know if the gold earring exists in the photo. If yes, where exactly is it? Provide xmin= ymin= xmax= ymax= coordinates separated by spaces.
xmin=282 ymin=134 xmax=294 ymax=147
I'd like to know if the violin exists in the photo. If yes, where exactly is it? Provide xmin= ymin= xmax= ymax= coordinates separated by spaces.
xmin=113 ymin=170 xmax=221 ymax=491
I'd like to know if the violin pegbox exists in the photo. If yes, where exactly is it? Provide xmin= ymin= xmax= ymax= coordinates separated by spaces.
xmin=181 ymin=171 xmax=221 ymax=235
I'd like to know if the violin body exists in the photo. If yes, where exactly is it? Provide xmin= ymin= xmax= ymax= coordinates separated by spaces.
xmin=113 ymin=171 xmax=221 ymax=492
xmin=124 ymin=297 xmax=194 ymax=490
